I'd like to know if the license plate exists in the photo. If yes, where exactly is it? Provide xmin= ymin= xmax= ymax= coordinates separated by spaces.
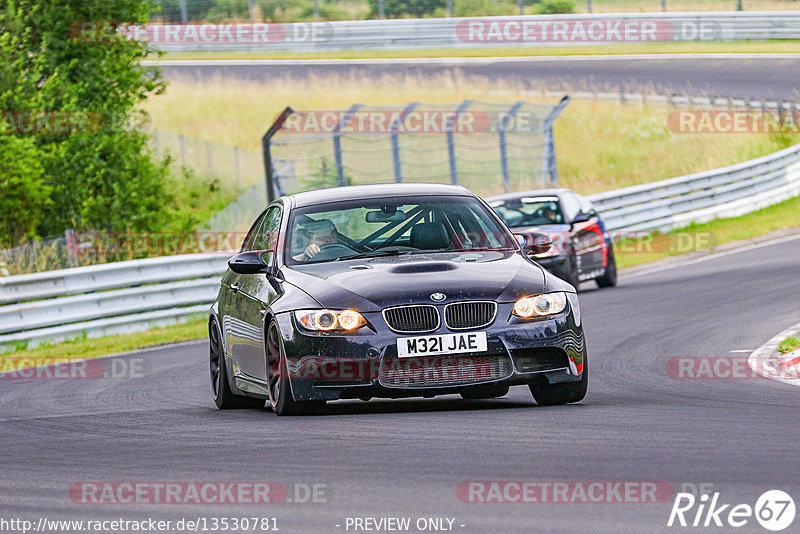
xmin=397 ymin=332 xmax=487 ymax=358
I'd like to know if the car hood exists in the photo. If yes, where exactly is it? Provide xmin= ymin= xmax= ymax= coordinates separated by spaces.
xmin=282 ymin=251 xmax=548 ymax=312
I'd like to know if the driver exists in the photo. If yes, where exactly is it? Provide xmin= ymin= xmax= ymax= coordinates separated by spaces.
xmin=541 ymin=206 xmax=561 ymax=224
xmin=292 ymin=219 xmax=338 ymax=261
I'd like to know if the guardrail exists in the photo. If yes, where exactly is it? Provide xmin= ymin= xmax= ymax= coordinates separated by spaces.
xmin=588 ymin=143 xmax=800 ymax=232
xmin=154 ymin=12 xmax=800 ymax=53
xmin=0 ymin=254 xmax=229 ymax=350
xmin=2 ymin=98 xmax=799 ymax=351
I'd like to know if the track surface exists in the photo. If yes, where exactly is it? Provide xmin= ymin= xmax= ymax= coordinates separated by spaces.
xmin=2 ymin=236 xmax=800 ymax=533
xmin=158 ymin=56 xmax=800 ymax=100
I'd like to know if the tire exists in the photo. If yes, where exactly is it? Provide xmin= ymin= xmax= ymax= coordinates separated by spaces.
xmin=210 ymin=319 xmax=264 ymax=410
xmin=266 ymin=320 xmax=326 ymax=416
xmin=562 ymin=254 xmax=581 ymax=291
xmin=460 ymin=385 xmax=509 ymax=400
xmin=596 ymin=244 xmax=618 ymax=288
xmin=528 ymin=356 xmax=588 ymax=406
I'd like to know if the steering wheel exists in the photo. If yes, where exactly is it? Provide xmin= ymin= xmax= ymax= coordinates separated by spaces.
xmin=310 ymin=243 xmax=355 ymax=261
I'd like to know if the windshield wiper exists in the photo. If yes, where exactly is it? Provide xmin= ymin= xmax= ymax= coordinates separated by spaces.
xmin=335 ymin=249 xmax=415 ymax=261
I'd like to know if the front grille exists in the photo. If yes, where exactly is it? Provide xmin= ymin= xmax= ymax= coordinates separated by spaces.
xmin=444 ymin=301 xmax=497 ymax=330
xmin=382 ymin=305 xmax=439 ymax=333
xmin=379 ymin=354 xmax=513 ymax=388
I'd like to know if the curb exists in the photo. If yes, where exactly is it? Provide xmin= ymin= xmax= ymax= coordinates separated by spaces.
xmin=748 ymin=321 xmax=800 ymax=386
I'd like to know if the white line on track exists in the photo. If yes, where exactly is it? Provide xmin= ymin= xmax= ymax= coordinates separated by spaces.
xmin=142 ymin=53 xmax=800 ymax=67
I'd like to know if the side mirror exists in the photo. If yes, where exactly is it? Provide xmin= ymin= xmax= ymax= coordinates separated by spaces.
xmin=228 ymin=250 xmax=277 ymax=276
xmin=571 ymin=212 xmax=593 ymax=225
xmin=514 ymin=232 xmax=554 ymax=255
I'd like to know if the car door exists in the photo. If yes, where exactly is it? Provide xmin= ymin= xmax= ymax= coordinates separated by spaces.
xmin=563 ymin=192 xmax=605 ymax=276
xmin=224 ymin=206 xmax=282 ymax=381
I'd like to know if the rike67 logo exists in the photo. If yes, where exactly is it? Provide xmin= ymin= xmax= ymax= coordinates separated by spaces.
xmin=668 ymin=490 xmax=796 ymax=531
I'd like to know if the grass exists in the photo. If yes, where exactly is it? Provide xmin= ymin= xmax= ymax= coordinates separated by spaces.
xmin=153 ymin=40 xmax=800 ymax=61
xmin=614 ymin=193 xmax=800 ymax=269
xmin=0 ymin=318 xmax=207 ymax=369
xmin=779 ymin=336 xmax=800 ymax=353
xmin=143 ymin=73 xmax=800 ymax=196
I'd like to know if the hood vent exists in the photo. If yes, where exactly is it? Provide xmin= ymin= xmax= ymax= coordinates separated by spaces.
xmin=389 ymin=262 xmax=456 ymax=274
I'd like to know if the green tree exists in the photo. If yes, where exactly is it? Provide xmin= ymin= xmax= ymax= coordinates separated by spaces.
xmin=0 ymin=0 xmax=172 ymax=242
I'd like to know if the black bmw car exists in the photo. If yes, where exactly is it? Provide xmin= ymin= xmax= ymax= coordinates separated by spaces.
xmin=209 ymin=184 xmax=587 ymax=415
xmin=486 ymin=189 xmax=617 ymax=289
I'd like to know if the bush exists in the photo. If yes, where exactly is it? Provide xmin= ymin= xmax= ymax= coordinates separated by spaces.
xmin=0 ymin=138 xmax=50 ymax=247
xmin=366 ymin=0 xmax=445 ymax=18
xmin=452 ymin=0 xmax=517 ymax=17
xmin=535 ymin=0 xmax=575 ymax=14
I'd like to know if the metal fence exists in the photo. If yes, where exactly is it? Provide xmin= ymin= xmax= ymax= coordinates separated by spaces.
xmin=151 ymin=12 xmax=800 ymax=53
xmin=264 ymin=98 xmax=570 ymax=202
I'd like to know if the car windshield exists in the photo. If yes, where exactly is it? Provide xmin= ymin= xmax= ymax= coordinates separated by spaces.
xmin=489 ymin=196 xmax=564 ymax=227
xmin=286 ymin=195 xmax=517 ymax=264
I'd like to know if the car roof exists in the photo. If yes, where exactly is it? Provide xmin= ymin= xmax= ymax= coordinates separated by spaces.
xmin=287 ymin=183 xmax=474 ymax=208
xmin=485 ymin=188 xmax=573 ymax=203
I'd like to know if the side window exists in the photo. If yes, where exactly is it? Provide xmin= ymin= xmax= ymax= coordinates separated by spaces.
xmin=241 ymin=207 xmax=281 ymax=252
xmin=560 ymin=193 xmax=581 ymax=222
xmin=251 ymin=207 xmax=281 ymax=251
xmin=240 ymin=211 xmax=268 ymax=252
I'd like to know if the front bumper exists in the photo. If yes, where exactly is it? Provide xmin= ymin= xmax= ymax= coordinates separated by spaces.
xmin=274 ymin=296 xmax=586 ymax=402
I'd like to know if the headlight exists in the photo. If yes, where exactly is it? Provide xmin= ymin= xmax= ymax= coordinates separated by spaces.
xmin=294 ymin=309 xmax=367 ymax=332
xmin=513 ymin=292 xmax=567 ymax=318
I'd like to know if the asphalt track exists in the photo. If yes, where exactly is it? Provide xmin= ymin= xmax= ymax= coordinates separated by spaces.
xmin=155 ymin=55 xmax=800 ymax=100
xmin=2 ymin=235 xmax=800 ymax=533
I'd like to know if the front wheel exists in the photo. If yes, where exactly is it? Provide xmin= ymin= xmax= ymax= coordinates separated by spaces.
xmin=528 ymin=356 xmax=587 ymax=406
xmin=596 ymin=244 xmax=617 ymax=288
xmin=266 ymin=320 xmax=325 ymax=416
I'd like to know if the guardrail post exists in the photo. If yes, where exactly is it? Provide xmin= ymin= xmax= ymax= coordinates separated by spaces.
xmin=499 ymin=101 xmax=525 ymax=193
xmin=541 ymin=96 xmax=570 ymax=187
xmin=333 ymin=104 xmax=362 ymax=187
xmin=179 ymin=135 xmax=186 ymax=166
xmin=447 ymin=100 xmax=473 ymax=185
xmin=206 ymin=141 xmax=213 ymax=174
xmin=391 ymin=102 xmax=419 ymax=183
